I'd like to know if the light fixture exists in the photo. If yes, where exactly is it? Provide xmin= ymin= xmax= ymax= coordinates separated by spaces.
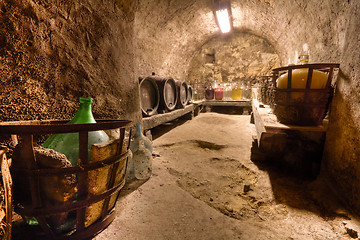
xmin=216 ymin=8 xmax=231 ymax=33
xmin=214 ymin=1 xmax=232 ymax=34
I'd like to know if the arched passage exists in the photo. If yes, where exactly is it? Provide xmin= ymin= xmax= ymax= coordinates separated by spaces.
xmin=187 ymin=30 xmax=280 ymax=89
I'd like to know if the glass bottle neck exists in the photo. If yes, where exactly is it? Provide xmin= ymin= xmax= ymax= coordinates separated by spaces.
xmin=135 ymin=122 xmax=143 ymax=137
xmin=68 ymin=98 xmax=96 ymax=124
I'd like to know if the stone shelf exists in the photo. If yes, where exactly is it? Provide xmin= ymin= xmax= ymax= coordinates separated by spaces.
xmin=142 ymin=100 xmax=252 ymax=131
xmin=202 ymin=100 xmax=251 ymax=107
xmin=142 ymin=104 xmax=195 ymax=130
xmin=200 ymin=100 xmax=252 ymax=114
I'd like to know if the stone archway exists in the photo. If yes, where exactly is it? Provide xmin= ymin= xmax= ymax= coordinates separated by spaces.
xmin=187 ymin=31 xmax=280 ymax=93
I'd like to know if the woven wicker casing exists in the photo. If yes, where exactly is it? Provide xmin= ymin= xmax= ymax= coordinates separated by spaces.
xmin=271 ymin=63 xmax=340 ymax=126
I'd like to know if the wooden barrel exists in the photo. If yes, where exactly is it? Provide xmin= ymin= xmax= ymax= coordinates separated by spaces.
xmin=175 ymin=80 xmax=189 ymax=108
xmin=139 ymin=77 xmax=160 ymax=117
xmin=187 ymin=85 xmax=193 ymax=104
xmin=151 ymin=76 xmax=177 ymax=112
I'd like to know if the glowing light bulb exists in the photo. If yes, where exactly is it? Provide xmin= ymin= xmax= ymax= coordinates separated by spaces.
xmin=216 ymin=9 xmax=231 ymax=33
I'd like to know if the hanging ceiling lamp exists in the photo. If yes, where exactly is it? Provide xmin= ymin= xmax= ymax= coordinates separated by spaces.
xmin=214 ymin=0 xmax=232 ymax=33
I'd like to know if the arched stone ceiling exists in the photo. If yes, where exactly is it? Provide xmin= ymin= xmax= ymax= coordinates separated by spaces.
xmin=135 ymin=0 xmax=348 ymax=81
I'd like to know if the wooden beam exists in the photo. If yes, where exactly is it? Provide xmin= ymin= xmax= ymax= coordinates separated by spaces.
xmin=142 ymin=104 xmax=195 ymax=130
xmin=202 ymin=100 xmax=251 ymax=107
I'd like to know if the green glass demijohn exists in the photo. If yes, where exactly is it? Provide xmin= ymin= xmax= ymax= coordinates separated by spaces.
xmin=42 ymin=97 xmax=109 ymax=166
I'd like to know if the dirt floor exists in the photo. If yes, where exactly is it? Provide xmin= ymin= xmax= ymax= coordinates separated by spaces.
xmin=12 ymin=112 xmax=360 ymax=239
xmin=92 ymin=112 xmax=360 ymax=240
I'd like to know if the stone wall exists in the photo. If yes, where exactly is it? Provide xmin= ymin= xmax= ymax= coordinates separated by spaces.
xmin=187 ymin=31 xmax=280 ymax=91
xmin=135 ymin=0 xmax=219 ymax=80
xmin=0 ymin=0 xmax=139 ymax=123
xmin=321 ymin=1 xmax=360 ymax=212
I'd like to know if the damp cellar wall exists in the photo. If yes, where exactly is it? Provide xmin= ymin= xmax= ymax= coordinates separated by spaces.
xmin=0 ymin=0 xmax=140 ymax=122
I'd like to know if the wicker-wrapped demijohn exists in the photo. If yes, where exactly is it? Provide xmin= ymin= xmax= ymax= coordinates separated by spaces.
xmin=271 ymin=63 xmax=340 ymax=126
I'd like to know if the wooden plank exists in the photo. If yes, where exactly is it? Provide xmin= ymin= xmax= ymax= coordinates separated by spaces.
xmin=77 ymin=131 xmax=89 ymax=231
xmin=192 ymin=100 xmax=205 ymax=105
xmin=142 ymin=104 xmax=194 ymax=130
xmin=0 ymin=120 xmax=132 ymax=135
xmin=193 ymin=101 xmax=204 ymax=116
xmin=272 ymin=63 xmax=340 ymax=72
xmin=253 ymin=102 xmax=327 ymax=150
xmin=202 ymin=100 xmax=251 ymax=107
xmin=257 ymin=105 xmax=327 ymax=133
xmin=85 ymin=134 xmax=125 ymax=227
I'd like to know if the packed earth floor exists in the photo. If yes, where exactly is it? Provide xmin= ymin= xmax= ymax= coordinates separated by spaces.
xmin=93 ymin=112 xmax=360 ymax=240
xmin=13 ymin=112 xmax=360 ymax=240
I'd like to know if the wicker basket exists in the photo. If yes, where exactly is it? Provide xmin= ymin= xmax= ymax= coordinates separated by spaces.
xmin=0 ymin=120 xmax=132 ymax=239
xmin=271 ymin=63 xmax=340 ymax=126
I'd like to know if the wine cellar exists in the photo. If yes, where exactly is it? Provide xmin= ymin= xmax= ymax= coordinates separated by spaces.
xmin=1 ymin=0 xmax=360 ymax=239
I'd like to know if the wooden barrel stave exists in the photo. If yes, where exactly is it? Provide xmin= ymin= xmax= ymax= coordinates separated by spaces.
xmin=139 ymin=77 xmax=160 ymax=117
xmin=175 ymin=80 xmax=188 ymax=108
xmin=187 ymin=85 xmax=193 ymax=104
xmin=151 ymin=76 xmax=178 ymax=112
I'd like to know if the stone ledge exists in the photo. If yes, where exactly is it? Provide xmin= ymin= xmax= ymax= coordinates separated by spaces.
xmin=142 ymin=104 xmax=195 ymax=130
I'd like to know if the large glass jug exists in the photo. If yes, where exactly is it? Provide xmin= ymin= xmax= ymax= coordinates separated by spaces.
xmin=215 ymin=85 xmax=224 ymax=100
xmin=42 ymin=97 xmax=109 ymax=166
xmin=231 ymin=83 xmax=242 ymax=100
xmin=205 ymin=83 xmax=214 ymax=100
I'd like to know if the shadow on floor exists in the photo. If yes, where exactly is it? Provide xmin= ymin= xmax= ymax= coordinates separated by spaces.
xmin=118 ymin=178 xmax=148 ymax=198
xmin=207 ymin=106 xmax=250 ymax=115
xmin=250 ymin=139 xmax=355 ymax=220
